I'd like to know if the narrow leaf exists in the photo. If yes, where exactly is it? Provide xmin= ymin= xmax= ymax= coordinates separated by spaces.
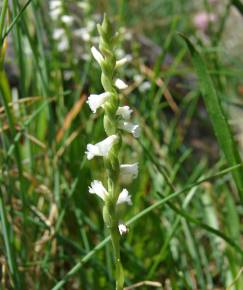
xmin=180 ymin=34 xmax=243 ymax=202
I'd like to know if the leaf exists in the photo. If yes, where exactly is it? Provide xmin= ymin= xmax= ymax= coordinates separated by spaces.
xmin=180 ymin=34 xmax=243 ymax=203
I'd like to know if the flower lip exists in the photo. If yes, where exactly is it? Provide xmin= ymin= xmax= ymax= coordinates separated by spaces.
xmin=88 ymin=180 xmax=108 ymax=201
xmin=116 ymin=106 xmax=133 ymax=120
xmin=115 ymin=56 xmax=131 ymax=68
xmin=118 ymin=223 xmax=128 ymax=236
xmin=86 ymin=92 xmax=111 ymax=113
xmin=115 ymin=79 xmax=128 ymax=90
xmin=85 ymin=135 xmax=118 ymax=160
xmin=117 ymin=189 xmax=132 ymax=205
xmin=118 ymin=121 xmax=140 ymax=138
xmin=120 ymin=163 xmax=138 ymax=179
xmin=91 ymin=46 xmax=104 ymax=65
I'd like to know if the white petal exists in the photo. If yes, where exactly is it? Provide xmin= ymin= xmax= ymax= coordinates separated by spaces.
xmin=88 ymin=180 xmax=108 ymax=201
xmin=85 ymin=144 xmax=100 ymax=160
xmin=57 ymin=38 xmax=69 ymax=52
xmin=73 ymin=28 xmax=91 ymax=41
xmin=115 ymin=56 xmax=130 ymax=68
xmin=49 ymin=0 xmax=62 ymax=10
xmin=115 ymin=79 xmax=128 ymax=90
xmin=116 ymin=106 xmax=133 ymax=120
xmin=118 ymin=223 xmax=128 ymax=235
xmin=61 ymin=15 xmax=74 ymax=25
xmin=91 ymin=46 xmax=104 ymax=65
xmin=117 ymin=189 xmax=132 ymax=205
xmin=120 ymin=163 xmax=138 ymax=179
xmin=53 ymin=28 xmax=65 ymax=40
xmin=86 ymin=92 xmax=110 ymax=113
xmin=85 ymin=135 xmax=118 ymax=160
xmin=49 ymin=7 xmax=62 ymax=19
xmin=118 ymin=121 xmax=140 ymax=138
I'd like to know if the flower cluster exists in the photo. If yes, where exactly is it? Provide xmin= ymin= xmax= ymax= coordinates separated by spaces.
xmin=85 ymin=16 xmax=139 ymax=238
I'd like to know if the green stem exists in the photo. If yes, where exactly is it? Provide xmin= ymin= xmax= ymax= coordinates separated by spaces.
xmin=111 ymin=228 xmax=124 ymax=290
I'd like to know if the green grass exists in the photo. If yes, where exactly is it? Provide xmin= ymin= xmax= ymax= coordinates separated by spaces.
xmin=0 ymin=0 xmax=243 ymax=289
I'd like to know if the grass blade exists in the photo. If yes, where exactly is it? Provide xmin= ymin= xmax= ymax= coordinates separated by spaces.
xmin=51 ymin=163 xmax=243 ymax=290
xmin=180 ymin=34 xmax=243 ymax=202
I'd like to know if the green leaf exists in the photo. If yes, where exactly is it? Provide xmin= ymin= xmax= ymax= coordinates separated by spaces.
xmin=180 ymin=34 xmax=243 ymax=202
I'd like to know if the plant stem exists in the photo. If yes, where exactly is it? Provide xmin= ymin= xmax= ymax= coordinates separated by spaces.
xmin=111 ymin=229 xmax=124 ymax=290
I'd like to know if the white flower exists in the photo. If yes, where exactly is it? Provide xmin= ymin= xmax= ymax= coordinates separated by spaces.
xmin=116 ymin=106 xmax=133 ymax=120
xmin=57 ymin=38 xmax=69 ymax=52
xmin=89 ymin=181 xmax=131 ymax=206
xmin=53 ymin=28 xmax=65 ymax=40
xmin=73 ymin=28 xmax=91 ymax=42
xmin=115 ymin=56 xmax=130 ymax=68
xmin=139 ymin=81 xmax=151 ymax=92
xmin=87 ymin=92 xmax=111 ymax=113
xmin=117 ymin=189 xmax=132 ymax=205
xmin=49 ymin=7 xmax=62 ymax=20
xmin=49 ymin=0 xmax=62 ymax=11
xmin=61 ymin=15 xmax=74 ymax=25
xmin=118 ymin=121 xmax=140 ymax=138
xmin=115 ymin=79 xmax=128 ymax=90
xmin=120 ymin=163 xmax=138 ymax=179
xmin=91 ymin=46 xmax=104 ymax=65
xmin=86 ymin=135 xmax=118 ymax=160
xmin=118 ymin=223 xmax=128 ymax=235
xmin=88 ymin=180 xmax=108 ymax=201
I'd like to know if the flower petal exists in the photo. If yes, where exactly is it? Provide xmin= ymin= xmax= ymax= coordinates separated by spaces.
xmin=91 ymin=46 xmax=104 ymax=65
xmin=117 ymin=189 xmax=132 ymax=205
xmin=85 ymin=135 xmax=118 ymax=160
xmin=116 ymin=106 xmax=133 ymax=120
xmin=88 ymin=180 xmax=108 ymax=201
xmin=118 ymin=121 xmax=140 ymax=138
xmin=115 ymin=79 xmax=128 ymax=90
xmin=87 ymin=92 xmax=111 ymax=113
xmin=120 ymin=163 xmax=138 ymax=179
xmin=118 ymin=223 xmax=128 ymax=235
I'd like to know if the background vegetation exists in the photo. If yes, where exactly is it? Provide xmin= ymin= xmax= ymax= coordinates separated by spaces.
xmin=0 ymin=0 xmax=243 ymax=289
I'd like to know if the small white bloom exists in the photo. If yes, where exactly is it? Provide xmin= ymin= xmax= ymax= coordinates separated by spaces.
xmin=88 ymin=180 xmax=108 ymax=201
xmin=63 ymin=70 xmax=74 ymax=80
xmin=139 ymin=81 xmax=151 ymax=92
xmin=116 ymin=106 xmax=133 ymax=120
xmin=115 ymin=56 xmax=130 ymax=68
xmin=91 ymin=46 xmax=104 ymax=65
xmin=49 ymin=0 xmax=62 ymax=11
xmin=117 ymin=189 xmax=132 ymax=205
xmin=77 ymin=2 xmax=90 ymax=12
xmin=115 ymin=79 xmax=128 ymax=90
xmin=118 ymin=223 xmax=128 ymax=235
xmin=73 ymin=28 xmax=91 ymax=42
xmin=49 ymin=7 xmax=62 ymax=20
xmin=120 ymin=163 xmax=138 ymax=179
xmin=134 ymin=74 xmax=143 ymax=83
xmin=86 ymin=135 xmax=118 ymax=160
xmin=53 ymin=28 xmax=65 ymax=40
xmin=86 ymin=92 xmax=111 ymax=113
xmin=86 ymin=20 xmax=96 ymax=32
xmin=118 ymin=121 xmax=140 ymax=138
xmin=61 ymin=15 xmax=74 ymax=25
xmin=57 ymin=38 xmax=69 ymax=52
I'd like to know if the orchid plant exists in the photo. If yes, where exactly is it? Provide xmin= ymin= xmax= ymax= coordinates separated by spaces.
xmin=85 ymin=15 xmax=139 ymax=290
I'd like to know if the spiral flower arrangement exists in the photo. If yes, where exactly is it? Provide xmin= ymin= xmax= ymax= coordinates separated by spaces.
xmin=86 ymin=15 xmax=139 ymax=290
